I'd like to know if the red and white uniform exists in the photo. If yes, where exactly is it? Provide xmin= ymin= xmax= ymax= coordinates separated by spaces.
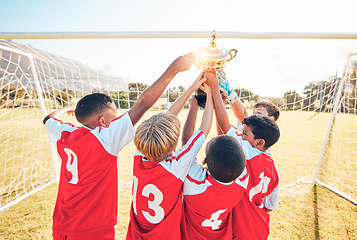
xmin=232 ymin=192 xmax=271 ymax=240
xmin=45 ymin=112 xmax=134 ymax=239
xmin=181 ymin=162 xmax=248 ymax=240
xmin=227 ymin=126 xmax=279 ymax=240
xmin=126 ymin=130 xmax=205 ymax=240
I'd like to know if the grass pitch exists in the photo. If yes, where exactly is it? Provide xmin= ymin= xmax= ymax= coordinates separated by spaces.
xmin=0 ymin=108 xmax=356 ymax=239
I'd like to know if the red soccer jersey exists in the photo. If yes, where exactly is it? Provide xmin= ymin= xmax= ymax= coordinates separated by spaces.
xmin=45 ymin=112 xmax=134 ymax=238
xmin=126 ymin=131 xmax=205 ymax=240
xmin=232 ymin=193 xmax=270 ymax=240
xmin=181 ymin=162 xmax=248 ymax=240
xmin=227 ymin=126 xmax=279 ymax=240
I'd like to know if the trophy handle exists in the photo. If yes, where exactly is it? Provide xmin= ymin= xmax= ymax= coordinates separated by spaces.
xmin=227 ymin=49 xmax=238 ymax=62
xmin=191 ymin=53 xmax=201 ymax=69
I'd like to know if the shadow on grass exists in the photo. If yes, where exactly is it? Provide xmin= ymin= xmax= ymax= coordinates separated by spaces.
xmin=313 ymin=184 xmax=320 ymax=240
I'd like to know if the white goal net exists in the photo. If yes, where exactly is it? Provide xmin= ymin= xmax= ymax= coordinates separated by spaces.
xmin=0 ymin=38 xmax=356 ymax=214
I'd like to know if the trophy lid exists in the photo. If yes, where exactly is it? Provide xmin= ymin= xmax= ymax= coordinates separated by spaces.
xmin=197 ymin=31 xmax=228 ymax=60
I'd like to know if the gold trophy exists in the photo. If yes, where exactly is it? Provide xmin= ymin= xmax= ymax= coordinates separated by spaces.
xmin=195 ymin=31 xmax=238 ymax=107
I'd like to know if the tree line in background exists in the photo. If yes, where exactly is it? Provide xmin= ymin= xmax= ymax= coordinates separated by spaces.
xmin=280 ymin=76 xmax=357 ymax=113
xmin=1 ymin=77 xmax=356 ymax=114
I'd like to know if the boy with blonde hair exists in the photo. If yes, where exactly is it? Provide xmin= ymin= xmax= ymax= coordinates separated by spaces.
xmin=126 ymin=72 xmax=214 ymax=240
xmin=43 ymin=53 xmax=195 ymax=240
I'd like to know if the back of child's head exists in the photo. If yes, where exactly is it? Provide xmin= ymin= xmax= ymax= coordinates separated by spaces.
xmin=75 ymin=93 xmax=113 ymax=124
xmin=253 ymin=101 xmax=280 ymax=121
xmin=242 ymin=115 xmax=280 ymax=149
xmin=205 ymin=135 xmax=246 ymax=183
xmin=134 ymin=112 xmax=180 ymax=162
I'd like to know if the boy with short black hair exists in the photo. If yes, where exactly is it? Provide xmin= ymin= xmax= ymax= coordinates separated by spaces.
xmin=231 ymin=116 xmax=280 ymax=240
xmin=241 ymin=115 xmax=280 ymax=151
xmin=180 ymin=96 xmax=248 ymax=240
xmin=43 ymin=53 xmax=195 ymax=240
xmin=205 ymin=70 xmax=280 ymax=240
xmin=204 ymin=135 xmax=246 ymax=183
xmin=126 ymin=72 xmax=214 ymax=240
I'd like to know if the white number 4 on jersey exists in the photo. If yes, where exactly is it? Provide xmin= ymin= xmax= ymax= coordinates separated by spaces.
xmin=201 ymin=209 xmax=227 ymax=230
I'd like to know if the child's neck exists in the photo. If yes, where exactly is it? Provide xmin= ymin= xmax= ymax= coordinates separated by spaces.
xmin=144 ymin=156 xmax=158 ymax=162
xmin=256 ymin=146 xmax=267 ymax=152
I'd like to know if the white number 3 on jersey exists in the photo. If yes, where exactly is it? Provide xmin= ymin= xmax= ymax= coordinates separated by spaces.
xmin=201 ymin=209 xmax=227 ymax=230
xmin=132 ymin=176 xmax=165 ymax=224
xmin=64 ymin=148 xmax=79 ymax=184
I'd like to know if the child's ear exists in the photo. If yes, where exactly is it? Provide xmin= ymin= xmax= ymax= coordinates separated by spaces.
xmin=256 ymin=139 xmax=265 ymax=148
xmin=98 ymin=116 xmax=106 ymax=127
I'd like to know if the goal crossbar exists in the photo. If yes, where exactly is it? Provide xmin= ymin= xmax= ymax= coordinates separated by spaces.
xmin=1 ymin=31 xmax=357 ymax=39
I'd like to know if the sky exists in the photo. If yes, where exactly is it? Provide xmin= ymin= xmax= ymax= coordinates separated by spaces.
xmin=1 ymin=0 xmax=357 ymax=97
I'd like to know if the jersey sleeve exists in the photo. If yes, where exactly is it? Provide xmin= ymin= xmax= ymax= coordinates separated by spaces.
xmin=264 ymin=159 xmax=279 ymax=210
xmin=91 ymin=112 xmax=135 ymax=156
xmin=263 ymin=186 xmax=279 ymax=210
xmin=183 ymin=161 xmax=208 ymax=196
xmin=235 ymin=167 xmax=249 ymax=190
xmin=160 ymin=130 xmax=205 ymax=182
xmin=45 ymin=117 xmax=77 ymax=143
xmin=236 ymin=121 xmax=243 ymax=132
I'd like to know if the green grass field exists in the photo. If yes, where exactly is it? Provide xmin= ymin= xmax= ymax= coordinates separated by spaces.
xmin=0 ymin=108 xmax=357 ymax=239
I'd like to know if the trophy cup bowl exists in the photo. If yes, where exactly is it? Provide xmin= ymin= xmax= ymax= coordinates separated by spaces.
xmin=195 ymin=31 xmax=238 ymax=71
xmin=195 ymin=31 xmax=238 ymax=107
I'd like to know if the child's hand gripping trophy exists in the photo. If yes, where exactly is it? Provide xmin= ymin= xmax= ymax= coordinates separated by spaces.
xmin=195 ymin=69 xmax=235 ymax=108
xmin=217 ymin=69 xmax=238 ymax=104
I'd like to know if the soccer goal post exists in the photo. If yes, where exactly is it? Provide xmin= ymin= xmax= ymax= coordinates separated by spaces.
xmin=314 ymin=55 xmax=357 ymax=205
xmin=0 ymin=32 xmax=356 ymax=213
xmin=0 ymin=44 xmax=59 ymax=211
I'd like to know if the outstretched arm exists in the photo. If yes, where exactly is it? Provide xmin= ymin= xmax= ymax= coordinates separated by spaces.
xmin=43 ymin=105 xmax=75 ymax=124
xmin=168 ymin=71 xmax=206 ymax=116
xmin=182 ymin=96 xmax=199 ymax=146
xmin=215 ymin=97 xmax=246 ymax=134
xmin=128 ymin=53 xmax=195 ymax=126
xmin=206 ymin=71 xmax=231 ymax=134
xmin=198 ymin=84 xmax=213 ymax=137
xmin=217 ymin=70 xmax=248 ymax=124
xmin=231 ymin=99 xmax=248 ymax=124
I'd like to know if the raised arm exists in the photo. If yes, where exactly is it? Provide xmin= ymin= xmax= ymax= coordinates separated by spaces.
xmin=217 ymin=70 xmax=248 ymax=123
xmin=205 ymin=71 xmax=231 ymax=134
xmin=43 ymin=105 xmax=75 ymax=124
xmin=215 ymin=97 xmax=246 ymax=134
xmin=231 ymin=99 xmax=248 ymax=123
xmin=168 ymin=71 xmax=206 ymax=116
xmin=182 ymin=96 xmax=199 ymax=146
xmin=128 ymin=53 xmax=195 ymax=126
xmin=198 ymin=83 xmax=213 ymax=137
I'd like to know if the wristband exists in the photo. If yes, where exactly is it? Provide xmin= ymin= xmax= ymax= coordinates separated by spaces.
xmin=227 ymin=90 xmax=238 ymax=103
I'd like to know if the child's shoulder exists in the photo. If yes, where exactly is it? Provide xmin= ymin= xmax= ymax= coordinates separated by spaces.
xmin=46 ymin=117 xmax=78 ymax=130
xmin=249 ymin=150 xmax=273 ymax=161
xmin=256 ymin=151 xmax=278 ymax=172
xmin=175 ymin=130 xmax=205 ymax=152
xmin=107 ymin=112 xmax=132 ymax=127
xmin=261 ymin=151 xmax=274 ymax=161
